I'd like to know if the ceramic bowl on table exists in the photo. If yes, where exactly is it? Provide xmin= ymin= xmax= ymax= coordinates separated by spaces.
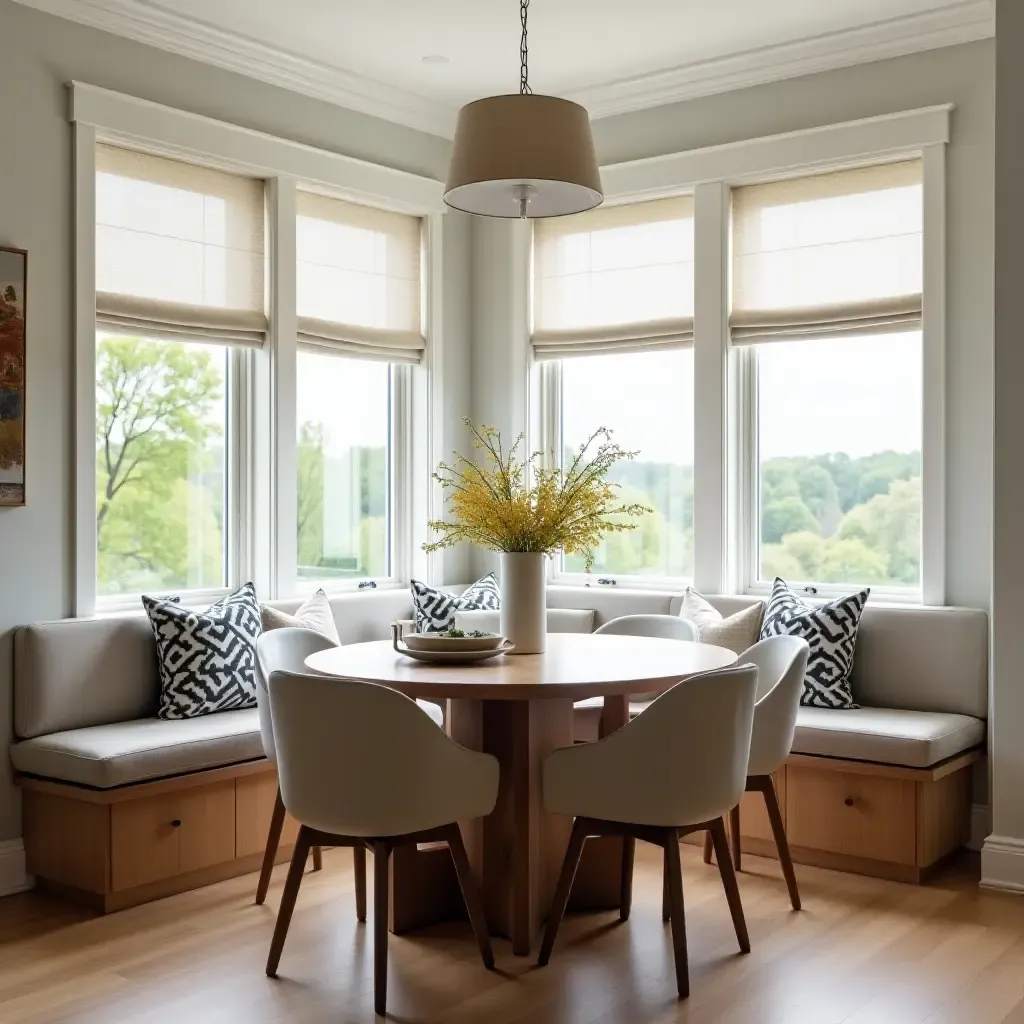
xmin=390 ymin=623 xmax=515 ymax=663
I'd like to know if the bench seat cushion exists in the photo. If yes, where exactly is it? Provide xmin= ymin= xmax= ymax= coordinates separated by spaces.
xmin=10 ymin=709 xmax=263 ymax=789
xmin=793 ymin=706 xmax=984 ymax=769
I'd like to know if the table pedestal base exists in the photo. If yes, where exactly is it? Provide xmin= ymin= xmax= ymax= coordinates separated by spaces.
xmin=388 ymin=694 xmax=630 ymax=955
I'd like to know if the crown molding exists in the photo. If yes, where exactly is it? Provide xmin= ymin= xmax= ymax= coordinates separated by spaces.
xmin=9 ymin=0 xmax=459 ymax=138
xmin=571 ymin=1 xmax=994 ymax=120
xmin=11 ymin=0 xmax=994 ymax=139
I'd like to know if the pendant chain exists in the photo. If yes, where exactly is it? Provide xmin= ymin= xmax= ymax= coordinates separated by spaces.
xmin=520 ymin=0 xmax=532 ymax=94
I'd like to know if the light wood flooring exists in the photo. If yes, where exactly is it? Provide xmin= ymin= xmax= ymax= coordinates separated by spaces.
xmin=1 ymin=844 xmax=1024 ymax=1023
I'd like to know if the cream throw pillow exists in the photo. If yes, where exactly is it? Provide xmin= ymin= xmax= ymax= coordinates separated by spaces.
xmin=261 ymin=589 xmax=340 ymax=645
xmin=679 ymin=588 xmax=762 ymax=655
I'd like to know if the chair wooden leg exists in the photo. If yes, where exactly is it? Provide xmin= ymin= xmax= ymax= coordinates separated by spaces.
xmin=266 ymin=827 xmax=311 ymax=976
xmin=255 ymin=786 xmax=287 ymax=905
xmin=619 ymin=836 xmax=636 ymax=922
xmin=662 ymin=856 xmax=670 ymax=922
xmin=353 ymin=844 xmax=367 ymax=923
xmin=445 ymin=824 xmax=495 ymax=970
xmin=702 ymin=830 xmax=714 ymax=865
xmin=311 ymin=845 xmax=323 ymax=872
xmin=760 ymin=777 xmax=801 ymax=911
xmin=663 ymin=828 xmax=689 ymax=1000
xmin=373 ymin=841 xmax=391 ymax=1017
xmin=710 ymin=817 xmax=750 ymax=954
xmin=538 ymin=818 xmax=588 ymax=966
xmin=729 ymin=803 xmax=742 ymax=871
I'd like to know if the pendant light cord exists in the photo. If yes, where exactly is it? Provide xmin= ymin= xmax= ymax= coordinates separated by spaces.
xmin=520 ymin=0 xmax=532 ymax=94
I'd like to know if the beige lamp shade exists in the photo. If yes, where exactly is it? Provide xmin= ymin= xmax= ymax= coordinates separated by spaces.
xmin=444 ymin=94 xmax=603 ymax=218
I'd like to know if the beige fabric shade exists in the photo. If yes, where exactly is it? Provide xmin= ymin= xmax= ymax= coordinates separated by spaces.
xmin=444 ymin=95 xmax=603 ymax=218
xmin=297 ymin=316 xmax=425 ymax=364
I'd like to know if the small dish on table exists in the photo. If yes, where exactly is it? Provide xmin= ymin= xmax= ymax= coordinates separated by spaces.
xmin=391 ymin=623 xmax=515 ymax=664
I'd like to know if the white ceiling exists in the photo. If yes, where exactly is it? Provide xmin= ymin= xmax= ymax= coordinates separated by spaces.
xmin=16 ymin=0 xmax=994 ymax=136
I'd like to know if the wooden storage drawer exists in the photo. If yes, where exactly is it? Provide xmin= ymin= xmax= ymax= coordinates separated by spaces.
xmin=111 ymin=780 xmax=236 ymax=891
xmin=786 ymin=765 xmax=917 ymax=866
xmin=235 ymin=772 xmax=299 ymax=858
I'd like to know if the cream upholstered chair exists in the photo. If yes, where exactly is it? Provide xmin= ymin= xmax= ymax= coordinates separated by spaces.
xmin=253 ymin=628 xmax=445 ymax=907
xmin=574 ymin=614 xmax=701 ymax=727
xmin=265 ymin=670 xmax=498 ymax=1017
xmin=540 ymin=664 xmax=758 ymax=999
xmin=702 ymin=635 xmax=809 ymax=910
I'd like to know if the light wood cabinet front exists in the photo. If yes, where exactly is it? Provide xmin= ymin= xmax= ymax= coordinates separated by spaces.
xmin=786 ymin=765 xmax=916 ymax=866
xmin=111 ymin=781 xmax=236 ymax=892
xmin=235 ymin=771 xmax=299 ymax=859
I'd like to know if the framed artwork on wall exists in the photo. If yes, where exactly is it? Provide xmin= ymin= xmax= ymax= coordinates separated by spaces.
xmin=0 ymin=245 xmax=26 ymax=507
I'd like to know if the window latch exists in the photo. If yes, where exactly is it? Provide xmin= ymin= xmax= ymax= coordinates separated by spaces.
xmin=358 ymin=580 xmax=377 ymax=590
xmin=803 ymin=585 xmax=818 ymax=596
xmin=598 ymin=577 xmax=617 ymax=586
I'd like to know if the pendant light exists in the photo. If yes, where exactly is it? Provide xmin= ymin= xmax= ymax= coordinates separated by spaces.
xmin=444 ymin=0 xmax=603 ymax=219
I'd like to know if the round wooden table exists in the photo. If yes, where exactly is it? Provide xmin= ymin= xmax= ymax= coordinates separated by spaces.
xmin=306 ymin=633 xmax=736 ymax=955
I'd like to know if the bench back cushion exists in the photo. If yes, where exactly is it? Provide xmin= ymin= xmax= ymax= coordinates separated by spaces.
xmin=15 ymin=616 xmax=159 ymax=740
xmin=546 ymin=585 xmax=680 ymax=629
xmin=703 ymin=595 xmax=988 ymax=720
xmin=265 ymin=588 xmax=417 ymax=646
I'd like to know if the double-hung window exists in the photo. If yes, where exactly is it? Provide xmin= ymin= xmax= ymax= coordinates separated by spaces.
xmin=533 ymin=198 xmax=695 ymax=582
xmin=294 ymin=191 xmax=423 ymax=586
xmin=732 ymin=161 xmax=924 ymax=596
xmin=94 ymin=146 xmax=266 ymax=603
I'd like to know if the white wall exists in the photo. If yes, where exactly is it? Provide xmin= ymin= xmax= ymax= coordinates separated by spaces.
xmin=470 ymin=39 xmax=995 ymax=613
xmin=982 ymin=0 xmax=1024 ymax=888
xmin=0 ymin=0 xmax=458 ymax=843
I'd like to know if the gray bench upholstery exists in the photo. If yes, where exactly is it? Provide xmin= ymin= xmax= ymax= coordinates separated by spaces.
xmin=10 ymin=584 xmax=988 ymax=790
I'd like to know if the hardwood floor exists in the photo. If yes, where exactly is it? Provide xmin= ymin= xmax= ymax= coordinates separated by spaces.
xmin=1 ymin=843 xmax=1023 ymax=1023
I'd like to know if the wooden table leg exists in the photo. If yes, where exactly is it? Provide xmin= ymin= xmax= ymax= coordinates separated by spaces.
xmin=569 ymin=694 xmax=629 ymax=913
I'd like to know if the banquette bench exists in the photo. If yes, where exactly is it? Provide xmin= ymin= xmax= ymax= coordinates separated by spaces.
xmin=10 ymin=585 xmax=986 ymax=911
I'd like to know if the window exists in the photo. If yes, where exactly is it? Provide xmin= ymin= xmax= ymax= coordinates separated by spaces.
xmin=533 ymin=196 xmax=695 ymax=580
xmin=93 ymin=145 xmax=265 ymax=601
xmin=561 ymin=350 xmax=694 ymax=578
xmin=733 ymin=161 xmax=924 ymax=593
xmin=296 ymin=354 xmax=391 ymax=582
xmin=295 ymin=190 xmax=423 ymax=586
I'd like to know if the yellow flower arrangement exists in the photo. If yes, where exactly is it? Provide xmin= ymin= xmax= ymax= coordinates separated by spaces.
xmin=424 ymin=419 xmax=651 ymax=571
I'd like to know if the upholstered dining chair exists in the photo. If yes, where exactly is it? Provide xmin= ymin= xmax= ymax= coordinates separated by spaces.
xmin=253 ymin=627 xmax=445 ymax=907
xmin=702 ymin=635 xmax=809 ymax=910
xmin=540 ymin=664 xmax=758 ymax=999
xmin=574 ymin=614 xmax=702 ymax=731
xmin=265 ymin=670 xmax=498 ymax=1017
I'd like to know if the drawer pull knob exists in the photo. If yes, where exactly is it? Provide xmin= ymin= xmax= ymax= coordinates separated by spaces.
xmin=170 ymin=819 xmax=182 ymax=827
xmin=843 ymin=797 xmax=854 ymax=807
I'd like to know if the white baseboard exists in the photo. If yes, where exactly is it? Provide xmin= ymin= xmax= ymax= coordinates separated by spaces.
xmin=969 ymin=803 xmax=991 ymax=853
xmin=981 ymin=833 xmax=1024 ymax=892
xmin=0 ymin=839 xmax=32 ymax=897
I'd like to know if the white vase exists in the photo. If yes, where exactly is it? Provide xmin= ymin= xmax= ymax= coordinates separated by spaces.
xmin=499 ymin=552 xmax=547 ymax=654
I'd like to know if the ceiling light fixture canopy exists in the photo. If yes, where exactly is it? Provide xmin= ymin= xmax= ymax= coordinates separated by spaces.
xmin=444 ymin=0 xmax=603 ymax=220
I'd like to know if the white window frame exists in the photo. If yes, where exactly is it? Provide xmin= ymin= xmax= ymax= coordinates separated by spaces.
xmin=533 ymin=105 xmax=949 ymax=604
xmin=71 ymin=83 xmax=445 ymax=616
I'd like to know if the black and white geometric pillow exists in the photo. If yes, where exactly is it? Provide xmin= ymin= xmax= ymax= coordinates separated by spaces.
xmin=759 ymin=577 xmax=869 ymax=709
xmin=143 ymin=582 xmax=263 ymax=720
xmin=410 ymin=573 xmax=501 ymax=633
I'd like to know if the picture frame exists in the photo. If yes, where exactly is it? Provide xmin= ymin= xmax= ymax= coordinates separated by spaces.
xmin=0 ymin=245 xmax=26 ymax=507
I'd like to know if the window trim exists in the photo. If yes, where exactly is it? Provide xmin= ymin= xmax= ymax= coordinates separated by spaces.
xmin=72 ymin=83 xmax=444 ymax=616
xmin=532 ymin=106 xmax=949 ymax=605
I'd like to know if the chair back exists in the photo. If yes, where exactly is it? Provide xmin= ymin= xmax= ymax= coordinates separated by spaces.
xmin=268 ymin=670 xmax=499 ymax=837
xmin=740 ymin=635 xmax=810 ymax=777
xmin=595 ymin=614 xmax=699 ymax=643
xmin=545 ymin=664 xmax=757 ymax=828
xmin=255 ymin=627 xmax=337 ymax=763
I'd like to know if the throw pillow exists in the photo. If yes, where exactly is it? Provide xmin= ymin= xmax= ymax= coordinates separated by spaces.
xmin=410 ymin=573 xmax=501 ymax=633
xmin=143 ymin=582 xmax=263 ymax=720
xmin=759 ymin=577 xmax=869 ymax=709
xmin=679 ymin=589 xmax=762 ymax=654
xmin=261 ymin=589 xmax=340 ymax=645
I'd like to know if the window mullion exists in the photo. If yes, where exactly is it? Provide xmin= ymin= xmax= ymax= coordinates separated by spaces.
xmin=692 ymin=181 xmax=730 ymax=595
xmin=269 ymin=176 xmax=298 ymax=599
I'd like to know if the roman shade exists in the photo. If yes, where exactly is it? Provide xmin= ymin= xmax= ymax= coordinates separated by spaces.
xmin=731 ymin=160 xmax=923 ymax=345
xmin=296 ymin=190 xmax=425 ymax=364
xmin=532 ymin=196 xmax=694 ymax=359
xmin=95 ymin=144 xmax=267 ymax=347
